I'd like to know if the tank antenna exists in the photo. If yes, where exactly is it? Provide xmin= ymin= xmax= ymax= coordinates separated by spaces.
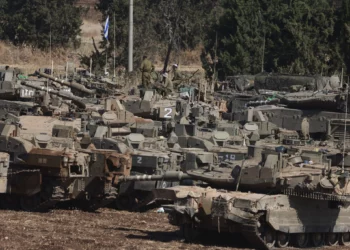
xmin=342 ymin=67 xmax=348 ymax=173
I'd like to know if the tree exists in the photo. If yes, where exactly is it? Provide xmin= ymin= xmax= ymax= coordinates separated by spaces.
xmin=96 ymin=0 xmax=159 ymax=71
xmin=0 ymin=0 xmax=83 ymax=49
xmin=336 ymin=0 xmax=350 ymax=74
xmin=94 ymin=0 xmax=215 ymax=73
xmin=202 ymin=0 xmax=342 ymax=79
xmin=154 ymin=0 xmax=217 ymax=72
xmin=270 ymin=0 xmax=340 ymax=75
xmin=202 ymin=0 xmax=265 ymax=79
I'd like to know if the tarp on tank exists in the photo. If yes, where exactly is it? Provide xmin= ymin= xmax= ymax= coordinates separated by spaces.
xmin=254 ymin=74 xmax=340 ymax=92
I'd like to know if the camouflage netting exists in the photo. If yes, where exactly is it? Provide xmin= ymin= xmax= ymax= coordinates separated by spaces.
xmin=226 ymin=75 xmax=255 ymax=91
xmin=254 ymin=74 xmax=340 ymax=92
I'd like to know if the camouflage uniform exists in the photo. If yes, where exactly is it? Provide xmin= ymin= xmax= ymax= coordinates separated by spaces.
xmin=172 ymin=64 xmax=184 ymax=88
xmin=155 ymin=73 xmax=173 ymax=97
xmin=140 ymin=58 xmax=154 ymax=89
xmin=171 ymin=66 xmax=183 ymax=88
xmin=163 ymin=76 xmax=173 ymax=96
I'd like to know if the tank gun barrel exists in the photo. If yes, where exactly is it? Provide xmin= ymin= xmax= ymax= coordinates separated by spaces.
xmin=21 ymin=81 xmax=86 ymax=109
xmin=117 ymin=169 xmax=238 ymax=186
xmin=35 ymin=71 xmax=96 ymax=95
xmin=246 ymin=99 xmax=280 ymax=107
xmin=99 ymin=78 xmax=123 ymax=88
xmin=118 ymin=171 xmax=191 ymax=182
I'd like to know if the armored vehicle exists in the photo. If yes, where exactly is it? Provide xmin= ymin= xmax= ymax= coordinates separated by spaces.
xmin=90 ymin=130 xmax=182 ymax=210
xmin=254 ymin=74 xmax=340 ymax=92
xmin=172 ymin=125 xmax=247 ymax=163
xmin=36 ymin=71 xmax=96 ymax=97
xmin=121 ymin=90 xmax=177 ymax=120
xmin=0 ymin=119 xmax=132 ymax=211
xmin=278 ymin=90 xmax=350 ymax=113
xmin=120 ymin=146 xmax=350 ymax=249
xmin=232 ymin=104 xmax=350 ymax=138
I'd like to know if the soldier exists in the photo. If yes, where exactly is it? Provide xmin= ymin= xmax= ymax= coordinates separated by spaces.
xmin=162 ymin=72 xmax=173 ymax=96
xmin=171 ymin=64 xmax=183 ymax=88
xmin=140 ymin=55 xmax=154 ymax=89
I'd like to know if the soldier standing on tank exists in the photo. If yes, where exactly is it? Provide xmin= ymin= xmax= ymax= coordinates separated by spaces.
xmin=162 ymin=72 xmax=173 ymax=97
xmin=140 ymin=55 xmax=154 ymax=89
xmin=171 ymin=64 xmax=183 ymax=88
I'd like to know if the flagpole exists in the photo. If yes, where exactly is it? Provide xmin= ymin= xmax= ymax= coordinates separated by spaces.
xmin=113 ymin=12 xmax=116 ymax=78
xmin=105 ymin=43 xmax=108 ymax=74
xmin=128 ymin=0 xmax=133 ymax=72
xmin=104 ymin=15 xmax=110 ymax=76
xmin=90 ymin=57 xmax=92 ymax=78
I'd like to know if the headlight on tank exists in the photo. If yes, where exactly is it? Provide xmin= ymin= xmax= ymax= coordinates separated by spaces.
xmin=233 ymin=199 xmax=252 ymax=209
xmin=63 ymin=156 xmax=69 ymax=167
xmin=228 ymin=201 xmax=233 ymax=211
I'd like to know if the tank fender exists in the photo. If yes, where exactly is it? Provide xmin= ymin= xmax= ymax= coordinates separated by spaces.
xmin=266 ymin=209 xmax=350 ymax=233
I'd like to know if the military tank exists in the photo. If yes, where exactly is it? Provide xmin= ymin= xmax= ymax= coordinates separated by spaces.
xmin=121 ymin=90 xmax=177 ymax=121
xmin=0 ymin=119 xmax=132 ymax=212
xmin=35 ymin=71 xmax=96 ymax=96
xmin=254 ymin=74 xmax=341 ymax=92
xmin=119 ymin=146 xmax=350 ymax=249
xmin=228 ymin=80 xmax=350 ymax=138
xmin=232 ymin=103 xmax=350 ymax=138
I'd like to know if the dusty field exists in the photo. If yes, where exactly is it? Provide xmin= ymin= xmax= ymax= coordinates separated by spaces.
xmin=0 ymin=208 xmax=347 ymax=250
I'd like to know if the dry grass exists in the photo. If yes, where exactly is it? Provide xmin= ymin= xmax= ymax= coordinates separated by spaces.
xmin=0 ymin=42 xmax=71 ymax=74
xmin=0 ymin=0 xmax=204 ymax=75
xmin=81 ymin=20 xmax=102 ymax=38
xmin=179 ymin=45 xmax=203 ymax=66
xmin=0 ymin=17 xmax=102 ymax=74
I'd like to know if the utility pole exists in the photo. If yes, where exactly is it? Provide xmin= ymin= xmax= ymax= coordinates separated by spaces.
xmin=128 ymin=0 xmax=134 ymax=72
xmin=113 ymin=13 xmax=116 ymax=78
xmin=261 ymin=31 xmax=266 ymax=73
xmin=50 ymin=25 xmax=52 ymax=76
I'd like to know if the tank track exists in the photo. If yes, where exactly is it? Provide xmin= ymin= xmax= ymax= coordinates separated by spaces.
xmin=4 ymin=170 xmax=62 ymax=211
xmin=240 ymin=224 xmax=271 ymax=250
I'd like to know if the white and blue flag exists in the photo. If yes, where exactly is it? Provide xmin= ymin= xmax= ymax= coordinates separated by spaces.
xmin=104 ymin=16 xmax=110 ymax=40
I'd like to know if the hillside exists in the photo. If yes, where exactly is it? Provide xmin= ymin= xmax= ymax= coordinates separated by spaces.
xmin=0 ymin=0 xmax=201 ymax=75
xmin=0 ymin=0 xmax=99 ymax=74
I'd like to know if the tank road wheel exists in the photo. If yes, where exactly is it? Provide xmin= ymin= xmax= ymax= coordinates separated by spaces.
xmin=20 ymin=195 xmax=41 ymax=211
xmin=294 ymin=233 xmax=309 ymax=248
xmin=311 ymin=233 xmax=325 ymax=247
xmin=276 ymin=232 xmax=290 ymax=248
xmin=262 ymin=227 xmax=276 ymax=248
xmin=325 ymin=233 xmax=339 ymax=246
xmin=340 ymin=233 xmax=350 ymax=246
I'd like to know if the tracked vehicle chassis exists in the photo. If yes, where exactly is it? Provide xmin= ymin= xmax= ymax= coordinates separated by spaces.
xmin=168 ymin=187 xmax=350 ymax=249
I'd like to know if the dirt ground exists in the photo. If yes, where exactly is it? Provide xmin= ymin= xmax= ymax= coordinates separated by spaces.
xmin=0 ymin=208 xmax=347 ymax=250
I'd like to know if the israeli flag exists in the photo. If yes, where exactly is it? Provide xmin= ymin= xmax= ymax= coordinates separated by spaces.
xmin=104 ymin=16 xmax=110 ymax=40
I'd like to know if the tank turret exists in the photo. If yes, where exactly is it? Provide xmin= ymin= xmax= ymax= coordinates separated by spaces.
xmin=0 ymin=119 xmax=132 ymax=212
xmin=21 ymin=81 xmax=86 ymax=109
xmin=117 ymin=147 xmax=350 ymax=249
xmin=36 ymin=71 xmax=96 ymax=95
